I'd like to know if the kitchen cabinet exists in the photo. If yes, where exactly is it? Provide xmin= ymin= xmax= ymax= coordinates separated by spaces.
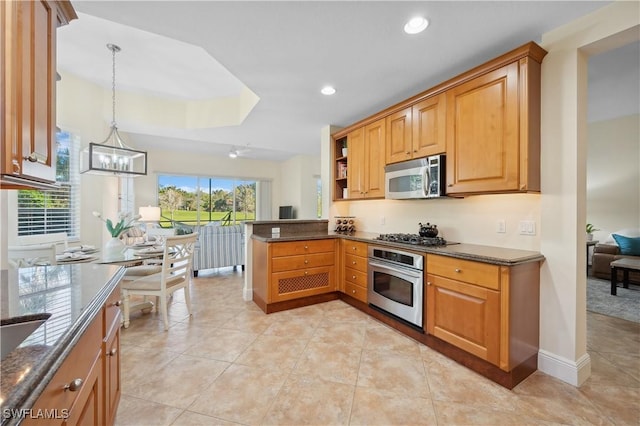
xmin=426 ymin=254 xmax=540 ymax=372
xmin=386 ymin=94 xmax=446 ymax=165
xmin=341 ymin=240 xmax=368 ymax=303
xmin=445 ymin=51 xmax=543 ymax=195
xmin=252 ymin=239 xmax=337 ymax=310
xmin=23 ymin=283 xmax=121 ymax=426
xmin=346 ymin=119 xmax=385 ymax=199
xmin=1 ymin=0 xmax=76 ymax=189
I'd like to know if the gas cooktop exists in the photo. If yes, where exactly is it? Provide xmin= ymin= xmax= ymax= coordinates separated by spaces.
xmin=375 ymin=233 xmax=450 ymax=247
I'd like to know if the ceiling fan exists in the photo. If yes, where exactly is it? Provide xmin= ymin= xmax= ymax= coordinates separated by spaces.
xmin=228 ymin=145 xmax=251 ymax=159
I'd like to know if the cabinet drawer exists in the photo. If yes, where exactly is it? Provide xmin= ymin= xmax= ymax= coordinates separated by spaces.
xmin=272 ymin=252 xmax=335 ymax=272
xmin=427 ymin=255 xmax=500 ymax=290
xmin=272 ymin=239 xmax=335 ymax=257
xmin=344 ymin=253 xmax=367 ymax=273
xmin=104 ymin=283 xmax=122 ymax=335
xmin=27 ymin=314 xmax=102 ymax=420
xmin=344 ymin=281 xmax=367 ymax=304
xmin=343 ymin=240 xmax=368 ymax=257
xmin=345 ymin=267 xmax=367 ymax=288
xmin=270 ymin=266 xmax=335 ymax=302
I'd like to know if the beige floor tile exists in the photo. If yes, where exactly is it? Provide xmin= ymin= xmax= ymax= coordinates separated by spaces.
xmin=119 ymin=345 xmax=181 ymax=391
xmin=357 ymin=350 xmax=430 ymax=398
xmin=115 ymin=395 xmax=183 ymax=426
xmin=585 ymin=351 xmax=640 ymax=387
xmin=293 ymin=340 xmax=362 ymax=385
xmin=579 ymin=381 xmax=640 ymax=425
xmin=324 ymin=305 xmax=371 ymax=325
xmin=124 ymin=354 xmax=229 ymax=409
xmin=182 ymin=327 xmax=259 ymax=362
xmin=432 ymin=400 xmax=554 ymax=426
xmin=220 ymin=309 xmax=278 ymax=334
xmin=188 ymin=363 xmax=288 ymax=425
xmin=262 ymin=315 xmax=321 ymax=339
xmin=130 ymin=320 xmax=217 ymax=353
xmin=171 ymin=410 xmax=239 ymax=425
xmin=311 ymin=321 xmax=367 ymax=347
xmin=349 ymin=386 xmax=437 ymax=425
xmin=234 ymin=334 xmax=308 ymax=370
xmin=262 ymin=373 xmax=354 ymax=425
xmin=597 ymin=350 xmax=640 ymax=382
xmin=363 ymin=321 xmax=422 ymax=358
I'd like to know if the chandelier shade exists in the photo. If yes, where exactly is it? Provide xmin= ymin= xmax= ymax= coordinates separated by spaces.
xmin=80 ymin=43 xmax=148 ymax=176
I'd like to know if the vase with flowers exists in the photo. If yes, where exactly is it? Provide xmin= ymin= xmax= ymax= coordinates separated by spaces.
xmin=586 ymin=223 xmax=599 ymax=241
xmin=93 ymin=211 xmax=141 ymax=258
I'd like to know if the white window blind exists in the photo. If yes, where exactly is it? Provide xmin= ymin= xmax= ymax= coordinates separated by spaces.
xmin=17 ymin=131 xmax=81 ymax=238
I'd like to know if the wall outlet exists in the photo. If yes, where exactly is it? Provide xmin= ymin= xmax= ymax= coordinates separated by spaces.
xmin=271 ymin=227 xmax=280 ymax=234
xmin=519 ymin=221 xmax=536 ymax=235
xmin=496 ymin=219 xmax=506 ymax=233
xmin=380 ymin=216 xmax=385 ymax=225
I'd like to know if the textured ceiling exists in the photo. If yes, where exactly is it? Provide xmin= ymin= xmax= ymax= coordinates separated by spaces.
xmin=57 ymin=1 xmax=635 ymax=161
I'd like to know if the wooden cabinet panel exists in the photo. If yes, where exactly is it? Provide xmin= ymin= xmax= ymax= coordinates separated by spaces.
xmin=1 ymin=0 xmax=75 ymax=188
xmin=347 ymin=127 xmax=364 ymax=199
xmin=270 ymin=266 xmax=335 ymax=302
xmin=103 ymin=322 xmax=120 ymax=426
xmin=272 ymin=252 xmax=335 ymax=272
xmin=426 ymin=255 xmax=500 ymax=290
xmin=412 ymin=93 xmax=446 ymax=158
xmin=271 ymin=239 xmax=335 ymax=257
xmin=63 ymin=350 xmax=102 ymax=426
xmin=343 ymin=240 xmax=368 ymax=257
xmin=344 ymin=281 xmax=367 ymax=304
xmin=386 ymin=107 xmax=412 ymax=164
xmin=344 ymin=253 xmax=367 ymax=273
xmin=426 ymin=274 xmax=500 ymax=365
xmin=344 ymin=267 xmax=367 ymax=288
xmin=363 ymin=119 xmax=386 ymax=198
xmin=446 ymin=63 xmax=519 ymax=194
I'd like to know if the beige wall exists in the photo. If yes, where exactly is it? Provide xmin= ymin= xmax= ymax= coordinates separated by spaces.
xmin=279 ymin=155 xmax=321 ymax=219
xmin=587 ymin=114 xmax=640 ymax=241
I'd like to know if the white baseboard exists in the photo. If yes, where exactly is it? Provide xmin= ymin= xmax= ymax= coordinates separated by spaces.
xmin=538 ymin=349 xmax=591 ymax=386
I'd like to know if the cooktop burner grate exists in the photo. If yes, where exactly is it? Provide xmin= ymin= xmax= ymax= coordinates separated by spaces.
xmin=375 ymin=233 xmax=448 ymax=246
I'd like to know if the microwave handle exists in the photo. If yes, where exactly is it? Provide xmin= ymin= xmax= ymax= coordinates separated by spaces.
xmin=423 ymin=167 xmax=431 ymax=196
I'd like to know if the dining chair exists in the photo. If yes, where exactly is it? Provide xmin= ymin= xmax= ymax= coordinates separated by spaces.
xmin=8 ymin=244 xmax=58 ymax=268
xmin=120 ymin=233 xmax=197 ymax=330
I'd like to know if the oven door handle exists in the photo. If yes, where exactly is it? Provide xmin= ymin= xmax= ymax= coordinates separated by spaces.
xmin=368 ymin=260 xmax=423 ymax=279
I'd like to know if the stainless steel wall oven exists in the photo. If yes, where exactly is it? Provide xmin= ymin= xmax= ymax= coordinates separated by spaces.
xmin=367 ymin=246 xmax=424 ymax=328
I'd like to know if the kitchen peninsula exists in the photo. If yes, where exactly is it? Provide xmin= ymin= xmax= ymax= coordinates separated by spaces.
xmin=0 ymin=264 xmax=124 ymax=426
xmin=246 ymin=219 xmax=544 ymax=388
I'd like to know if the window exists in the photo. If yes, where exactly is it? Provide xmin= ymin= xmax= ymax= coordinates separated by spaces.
xmin=17 ymin=131 xmax=80 ymax=238
xmin=157 ymin=175 xmax=258 ymax=227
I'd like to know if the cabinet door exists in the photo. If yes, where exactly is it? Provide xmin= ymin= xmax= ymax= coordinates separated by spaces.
xmin=347 ymin=127 xmax=364 ymax=199
xmin=63 ymin=350 xmax=102 ymax=426
xmin=446 ymin=63 xmax=519 ymax=194
xmin=363 ymin=118 xmax=386 ymax=198
xmin=412 ymin=93 xmax=446 ymax=157
xmin=386 ymin=107 xmax=412 ymax=165
xmin=103 ymin=323 xmax=121 ymax=426
xmin=426 ymin=274 xmax=500 ymax=365
xmin=270 ymin=266 xmax=335 ymax=302
xmin=3 ymin=0 xmax=57 ymax=183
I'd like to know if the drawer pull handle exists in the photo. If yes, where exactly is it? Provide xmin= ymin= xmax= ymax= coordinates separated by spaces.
xmin=352 ymin=261 xmax=356 ymax=265
xmin=352 ymin=275 xmax=356 ymax=280
xmin=304 ymin=271 xmax=308 ymax=275
xmin=304 ymin=260 xmax=309 ymax=264
xmin=24 ymin=153 xmax=39 ymax=163
xmin=304 ymin=245 xmax=308 ymax=249
xmin=352 ymin=289 xmax=356 ymax=294
xmin=64 ymin=378 xmax=83 ymax=392
xmin=114 ymin=300 xmax=122 ymax=307
xmin=455 ymin=268 xmax=461 ymax=273
xmin=107 ymin=348 xmax=118 ymax=356
xmin=427 ymin=281 xmax=432 ymax=286
xmin=352 ymin=247 xmax=357 ymax=251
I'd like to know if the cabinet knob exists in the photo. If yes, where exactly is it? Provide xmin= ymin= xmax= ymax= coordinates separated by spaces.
xmin=455 ymin=268 xmax=461 ymax=273
xmin=114 ymin=300 xmax=122 ymax=307
xmin=304 ymin=245 xmax=308 ymax=250
xmin=352 ymin=246 xmax=357 ymax=250
xmin=352 ymin=261 xmax=356 ymax=265
xmin=24 ymin=153 xmax=38 ymax=163
xmin=64 ymin=378 xmax=83 ymax=392
xmin=304 ymin=260 xmax=309 ymax=264
xmin=12 ymin=159 xmax=20 ymax=173
xmin=304 ymin=271 xmax=308 ymax=275
xmin=413 ymin=150 xmax=418 ymax=153
xmin=427 ymin=281 xmax=432 ymax=286
xmin=352 ymin=289 xmax=356 ymax=294
xmin=448 ymin=184 xmax=453 ymax=187
xmin=520 ymin=184 xmax=526 ymax=190
xmin=352 ymin=275 xmax=356 ymax=280
xmin=406 ymin=151 xmax=411 ymax=155
xmin=107 ymin=348 xmax=117 ymax=356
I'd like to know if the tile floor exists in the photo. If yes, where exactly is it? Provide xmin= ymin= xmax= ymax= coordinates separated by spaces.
xmin=115 ymin=268 xmax=640 ymax=426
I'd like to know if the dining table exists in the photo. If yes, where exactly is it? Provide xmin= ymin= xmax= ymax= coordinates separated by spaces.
xmin=55 ymin=243 xmax=165 ymax=266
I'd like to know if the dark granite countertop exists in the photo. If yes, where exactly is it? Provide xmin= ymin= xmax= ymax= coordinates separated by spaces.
xmin=251 ymin=231 xmax=544 ymax=266
xmin=0 ymin=264 xmax=124 ymax=425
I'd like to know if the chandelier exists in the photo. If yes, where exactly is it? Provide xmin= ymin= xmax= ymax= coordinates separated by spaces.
xmin=80 ymin=44 xmax=147 ymax=176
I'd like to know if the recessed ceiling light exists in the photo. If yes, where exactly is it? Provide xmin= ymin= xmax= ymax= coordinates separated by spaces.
xmin=321 ymin=86 xmax=336 ymax=95
xmin=404 ymin=16 xmax=429 ymax=35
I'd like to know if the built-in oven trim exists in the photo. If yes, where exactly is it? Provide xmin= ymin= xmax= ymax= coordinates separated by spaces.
xmin=367 ymin=246 xmax=424 ymax=329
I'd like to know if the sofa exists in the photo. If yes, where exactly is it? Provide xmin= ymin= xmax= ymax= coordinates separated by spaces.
xmin=192 ymin=224 xmax=245 ymax=277
xmin=592 ymin=231 xmax=640 ymax=284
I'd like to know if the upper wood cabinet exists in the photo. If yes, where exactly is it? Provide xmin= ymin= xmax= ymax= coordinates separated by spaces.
xmin=386 ymin=94 xmax=446 ymax=165
xmin=346 ymin=119 xmax=385 ymax=200
xmin=1 ymin=0 xmax=77 ymax=189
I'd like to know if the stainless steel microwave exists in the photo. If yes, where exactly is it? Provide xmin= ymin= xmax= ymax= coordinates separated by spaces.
xmin=385 ymin=155 xmax=446 ymax=199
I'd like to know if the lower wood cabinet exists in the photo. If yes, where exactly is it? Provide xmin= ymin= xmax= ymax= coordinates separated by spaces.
xmin=252 ymin=239 xmax=337 ymax=310
xmin=341 ymin=240 xmax=368 ymax=303
xmin=24 ymin=283 xmax=121 ymax=426
xmin=426 ymin=254 xmax=540 ymax=372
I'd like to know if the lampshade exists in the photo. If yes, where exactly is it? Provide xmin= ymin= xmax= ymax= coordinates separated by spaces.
xmin=80 ymin=43 xmax=148 ymax=177
xmin=139 ymin=206 xmax=161 ymax=222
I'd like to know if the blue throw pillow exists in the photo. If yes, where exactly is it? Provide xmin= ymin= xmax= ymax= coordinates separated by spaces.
xmin=612 ymin=234 xmax=640 ymax=256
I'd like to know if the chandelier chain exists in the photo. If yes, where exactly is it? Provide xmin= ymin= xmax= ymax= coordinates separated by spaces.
xmin=111 ymin=44 xmax=117 ymax=127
